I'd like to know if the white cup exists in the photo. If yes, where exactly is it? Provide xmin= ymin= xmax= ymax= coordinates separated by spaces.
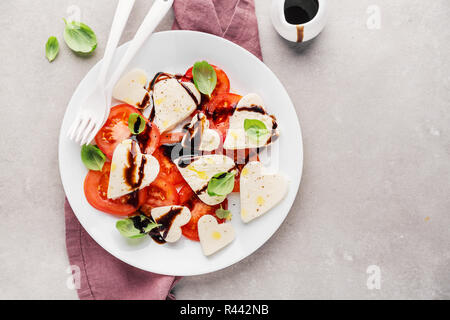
xmin=271 ymin=0 xmax=328 ymax=43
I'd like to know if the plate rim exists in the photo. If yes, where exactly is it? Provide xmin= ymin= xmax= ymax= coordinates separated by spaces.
xmin=58 ymin=30 xmax=304 ymax=276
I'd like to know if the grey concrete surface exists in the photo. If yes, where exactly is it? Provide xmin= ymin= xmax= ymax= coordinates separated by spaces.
xmin=0 ymin=0 xmax=449 ymax=299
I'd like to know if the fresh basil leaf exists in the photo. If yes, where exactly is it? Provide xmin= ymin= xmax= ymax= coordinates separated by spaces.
xmin=192 ymin=61 xmax=217 ymax=97
xmin=116 ymin=219 xmax=146 ymax=239
xmin=116 ymin=216 xmax=160 ymax=239
xmin=45 ymin=36 xmax=59 ymax=62
xmin=244 ymin=119 xmax=269 ymax=143
xmin=63 ymin=19 xmax=97 ymax=54
xmin=128 ymin=113 xmax=146 ymax=135
xmin=207 ymin=172 xmax=235 ymax=197
xmin=81 ymin=144 xmax=106 ymax=171
xmin=215 ymin=207 xmax=232 ymax=220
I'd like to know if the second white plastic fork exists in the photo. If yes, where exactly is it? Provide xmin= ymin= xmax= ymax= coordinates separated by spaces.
xmin=67 ymin=0 xmax=136 ymax=145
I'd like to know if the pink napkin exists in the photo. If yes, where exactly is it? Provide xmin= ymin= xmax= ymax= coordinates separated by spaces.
xmin=173 ymin=0 xmax=262 ymax=60
xmin=64 ymin=0 xmax=262 ymax=300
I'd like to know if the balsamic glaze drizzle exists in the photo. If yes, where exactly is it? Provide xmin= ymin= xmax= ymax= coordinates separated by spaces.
xmin=133 ymin=207 xmax=184 ymax=244
xmin=154 ymin=207 xmax=183 ymax=239
xmin=148 ymin=72 xmax=200 ymax=107
xmin=124 ymin=140 xmax=147 ymax=189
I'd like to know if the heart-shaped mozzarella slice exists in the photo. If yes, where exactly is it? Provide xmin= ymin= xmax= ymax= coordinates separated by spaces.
xmin=107 ymin=139 xmax=159 ymax=199
xmin=240 ymin=161 xmax=288 ymax=223
xmin=152 ymin=78 xmax=201 ymax=133
xmin=112 ymin=69 xmax=150 ymax=109
xmin=198 ymin=215 xmax=235 ymax=256
xmin=151 ymin=206 xmax=191 ymax=243
xmin=223 ymin=93 xmax=279 ymax=150
xmin=174 ymin=155 xmax=236 ymax=206
xmin=181 ymin=112 xmax=220 ymax=152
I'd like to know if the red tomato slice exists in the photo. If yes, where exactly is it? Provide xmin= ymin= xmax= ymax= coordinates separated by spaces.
xmin=84 ymin=162 xmax=146 ymax=216
xmin=142 ymin=124 xmax=161 ymax=155
xmin=184 ymin=65 xmax=230 ymax=97
xmin=140 ymin=177 xmax=180 ymax=214
xmin=181 ymin=196 xmax=227 ymax=242
xmin=178 ymin=182 xmax=194 ymax=204
xmin=95 ymin=104 xmax=144 ymax=159
xmin=159 ymin=132 xmax=185 ymax=145
xmin=153 ymin=147 xmax=185 ymax=185
xmin=205 ymin=93 xmax=242 ymax=141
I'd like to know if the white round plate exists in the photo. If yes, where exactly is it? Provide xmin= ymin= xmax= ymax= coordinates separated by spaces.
xmin=59 ymin=30 xmax=303 ymax=276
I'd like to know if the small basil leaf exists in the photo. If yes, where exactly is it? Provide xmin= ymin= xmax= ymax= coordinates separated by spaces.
xmin=128 ymin=113 xmax=146 ymax=135
xmin=244 ymin=119 xmax=269 ymax=143
xmin=63 ymin=19 xmax=97 ymax=54
xmin=45 ymin=36 xmax=59 ymax=62
xmin=207 ymin=172 xmax=235 ymax=197
xmin=116 ymin=219 xmax=146 ymax=239
xmin=192 ymin=61 xmax=217 ymax=97
xmin=81 ymin=144 xmax=106 ymax=171
xmin=116 ymin=216 xmax=160 ymax=239
xmin=215 ymin=207 xmax=232 ymax=220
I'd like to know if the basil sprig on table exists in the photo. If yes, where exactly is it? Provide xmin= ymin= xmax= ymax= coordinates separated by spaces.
xmin=81 ymin=145 xmax=106 ymax=171
xmin=207 ymin=172 xmax=235 ymax=197
xmin=45 ymin=36 xmax=59 ymax=62
xmin=192 ymin=61 xmax=217 ymax=98
xmin=116 ymin=215 xmax=161 ymax=239
xmin=63 ymin=19 xmax=97 ymax=54
xmin=244 ymin=119 xmax=269 ymax=143
xmin=215 ymin=206 xmax=232 ymax=220
xmin=128 ymin=113 xmax=146 ymax=135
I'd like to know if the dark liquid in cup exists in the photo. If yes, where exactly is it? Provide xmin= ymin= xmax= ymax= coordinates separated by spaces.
xmin=284 ymin=0 xmax=319 ymax=25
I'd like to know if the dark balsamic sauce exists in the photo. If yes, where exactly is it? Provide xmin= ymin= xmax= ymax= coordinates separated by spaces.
xmin=208 ymin=104 xmax=236 ymax=122
xmin=237 ymin=105 xmax=267 ymax=115
xmin=159 ymin=143 xmax=200 ymax=163
xmin=137 ymin=92 xmax=150 ymax=110
xmin=177 ymin=155 xmax=199 ymax=168
xmin=154 ymin=207 xmax=183 ymax=239
xmin=284 ymin=0 xmax=319 ymax=25
xmin=133 ymin=115 xmax=142 ymax=134
xmin=130 ymin=215 xmax=148 ymax=233
xmin=137 ymin=207 xmax=185 ymax=244
xmin=127 ymin=190 xmax=140 ymax=207
xmin=148 ymin=72 xmax=200 ymax=107
xmin=181 ymin=114 xmax=205 ymax=151
xmin=149 ymin=229 xmax=166 ymax=244
xmin=131 ymin=122 xmax=153 ymax=152
xmin=149 ymin=103 xmax=156 ymax=122
xmin=122 ymin=123 xmax=156 ymax=207
xmin=195 ymin=183 xmax=209 ymax=196
xmin=124 ymin=140 xmax=147 ymax=189
xmin=131 ymin=214 xmax=166 ymax=244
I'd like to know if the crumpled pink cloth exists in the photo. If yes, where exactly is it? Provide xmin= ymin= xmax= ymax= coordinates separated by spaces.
xmin=173 ymin=0 xmax=262 ymax=60
xmin=64 ymin=0 xmax=262 ymax=300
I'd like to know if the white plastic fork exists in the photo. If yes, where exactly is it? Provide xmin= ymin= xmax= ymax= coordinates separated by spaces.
xmin=67 ymin=0 xmax=136 ymax=145
xmin=103 ymin=0 xmax=175 ymax=124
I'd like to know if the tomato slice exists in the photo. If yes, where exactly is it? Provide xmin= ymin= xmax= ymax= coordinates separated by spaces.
xmin=205 ymin=93 xmax=242 ymax=140
xmin=84 ymin=162 xmax=146 ymax=216
xmin=94 ymin=104 xmax=159 ymax=159
xmin=159 ymin=132 xmax=185 ymax=145
xmin=181 ymin=198 xmax=227 ymax=241
xmin=142 ymin=124 xmax=161 ymax=155
xmin=153 ymin=146 xmax=185 ymax=185
xmin=183 ymin=65 xmax=230 ymax=97
xmin=140 ymin=177 xmax=180 ymax=214
xmin=178 ymin=182 xmax=194 ymax=204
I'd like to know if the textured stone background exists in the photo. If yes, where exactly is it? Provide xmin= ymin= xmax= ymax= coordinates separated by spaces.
xmin=0 ymin=0 xmax=449 ymax=299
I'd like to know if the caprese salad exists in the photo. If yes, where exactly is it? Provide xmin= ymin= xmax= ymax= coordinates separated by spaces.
xmin=80 ymin=61 xmax=288 ymax=256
